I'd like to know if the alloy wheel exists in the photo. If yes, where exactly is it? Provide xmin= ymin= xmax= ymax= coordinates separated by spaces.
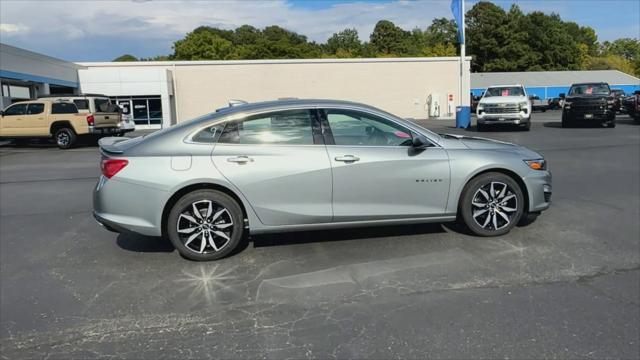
xmin=57 ymin=132 xmax=70 ymax=146
xmin=471 ymin=181 xmax=518 ymax=231
xmin=176 ymin=200 xmax=234 ymax=254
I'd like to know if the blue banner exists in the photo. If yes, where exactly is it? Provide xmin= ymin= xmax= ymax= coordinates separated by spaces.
xmin=450 ymin=0 xmax=464 ymax=44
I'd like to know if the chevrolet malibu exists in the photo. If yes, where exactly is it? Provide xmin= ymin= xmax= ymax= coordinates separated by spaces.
xmin=94 ymin=99 xmax=551 ymax=261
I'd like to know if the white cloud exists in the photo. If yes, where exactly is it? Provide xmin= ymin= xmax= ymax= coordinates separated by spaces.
xmin=0 ymin=23 xmax=30 ymax=36
xmin=0 ymin=0 xmax=450 ymax=43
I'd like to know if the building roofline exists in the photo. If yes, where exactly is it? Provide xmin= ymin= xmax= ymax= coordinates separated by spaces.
xmin=77 ymin=56 xmax=473 ymax=67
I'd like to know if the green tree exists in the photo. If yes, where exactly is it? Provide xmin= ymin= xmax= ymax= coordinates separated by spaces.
xmin=113 ymin=54 xmax=138 ymax=62
xmin=370 ymin=20 xmax=412 ymax=55
xmin=173 ymin=31 xmax=235 ymax=60
xmin=326 ymin=28 xmax=362 ymax=56
xmin=466 ymin=1 xmax=509 ymax=71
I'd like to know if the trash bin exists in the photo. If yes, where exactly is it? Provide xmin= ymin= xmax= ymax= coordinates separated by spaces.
xmin=455 ymin=106 xmax=471 ymax=128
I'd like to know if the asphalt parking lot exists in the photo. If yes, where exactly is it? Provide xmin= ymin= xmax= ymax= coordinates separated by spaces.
xmin=1 ymin=110 xmax=638 ymax=359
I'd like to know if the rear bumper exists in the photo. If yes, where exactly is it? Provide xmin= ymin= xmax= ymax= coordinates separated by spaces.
xmin=88 ymin=126 xmax=120 ymax=135
xmin=93 ymin=176 xmax=167 ymax=237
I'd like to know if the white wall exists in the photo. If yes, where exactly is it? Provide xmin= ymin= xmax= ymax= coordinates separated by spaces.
xmin=78 ymin=66 xmax=174 ymax=128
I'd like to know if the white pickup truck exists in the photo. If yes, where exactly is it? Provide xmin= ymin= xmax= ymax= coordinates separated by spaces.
xmin=476 ymin=84 xmax=532 ymax=131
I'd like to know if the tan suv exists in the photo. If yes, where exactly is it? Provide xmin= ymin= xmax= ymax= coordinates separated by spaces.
xmin=0 ymin=99 xmax=120 ymax=149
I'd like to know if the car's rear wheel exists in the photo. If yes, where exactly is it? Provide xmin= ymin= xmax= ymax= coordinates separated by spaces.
xmin=54 ymin=128 xmax=77 ymax=149
xmin=459 ymin=172 xmax=524 ymax=236
xmin=167 ymin=190 xmax=244 ymax=261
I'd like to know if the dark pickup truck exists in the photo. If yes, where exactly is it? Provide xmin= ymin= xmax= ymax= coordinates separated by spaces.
xmin=561 ymin=82 xmax=616 ymax=128
xmin=622 ymin=90 xmax=640 ymax=123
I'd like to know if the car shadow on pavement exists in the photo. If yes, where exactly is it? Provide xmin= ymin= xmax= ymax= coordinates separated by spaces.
xmin=117 ymin=233 xmax=175 ymax=253
xmin=251 ymin=222 xmax=447 ymax=248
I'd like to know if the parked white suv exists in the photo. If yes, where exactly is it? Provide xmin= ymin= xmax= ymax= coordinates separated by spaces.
xmin=476 ymin=84 xmax=531 ymax=131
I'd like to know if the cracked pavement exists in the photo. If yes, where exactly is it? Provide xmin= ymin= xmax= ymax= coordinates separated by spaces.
xmin=1 ymin=111 xmax=639 ymax=359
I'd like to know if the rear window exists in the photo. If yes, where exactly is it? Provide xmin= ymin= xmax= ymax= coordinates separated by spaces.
xmin=51 ymin=102 xmax=78 ymax=114
xmin=94 ymin=98 xmax=110 ymax=112
xmin=73 ymin=99 xmax=89 ymax=110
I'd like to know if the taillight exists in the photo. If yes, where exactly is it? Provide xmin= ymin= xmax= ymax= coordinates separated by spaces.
xmin=87 ymin=115 xmax=95 ymax=126
xmin=101 ymin=159 xmax=128 ymax=179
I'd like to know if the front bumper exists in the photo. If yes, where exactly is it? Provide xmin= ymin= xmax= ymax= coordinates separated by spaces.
xmin=523 ymin=170 xmax=552 ymax=212
xmin=562 ymin=109 xmax=614 ymax=122
xmin=477 ymin=112 xmax=530 ymax=125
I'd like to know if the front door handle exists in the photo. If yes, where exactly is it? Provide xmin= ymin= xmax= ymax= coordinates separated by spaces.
xmin=227 ymin=156 xmax=253 ymax=164
xmin=335 ymin=155 xmax=360 ymax=163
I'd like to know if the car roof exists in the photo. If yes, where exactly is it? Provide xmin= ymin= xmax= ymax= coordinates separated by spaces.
xmin=486 ymin=84 xmax=523 ymax=88
xmin=213 ymin=98 xmax=389 ymax=115
xmin=570 ymin=82 xmax=609 ymax=86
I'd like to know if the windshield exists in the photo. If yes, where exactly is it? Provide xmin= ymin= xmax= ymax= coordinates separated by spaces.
xmin=569 ymin=84 xmax=610 ymax=96
xmin=484 ymin=87 xmax=525 ymax=97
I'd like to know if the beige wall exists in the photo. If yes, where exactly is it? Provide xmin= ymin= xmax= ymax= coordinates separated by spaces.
xmin=173 ymin=58 xmax=470 ymax=121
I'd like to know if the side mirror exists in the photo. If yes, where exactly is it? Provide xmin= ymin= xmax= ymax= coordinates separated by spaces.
xmin=559 ymin=93 xmax=566 ymax=99
xmin=412 ymin=134 xmax=431 ymax=149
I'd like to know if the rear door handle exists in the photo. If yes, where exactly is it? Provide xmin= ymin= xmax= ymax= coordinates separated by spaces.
xmin=227 ymin=156 xmax=253 ymax=164
xmin=335 ymin=155 xmax=360 ymax=162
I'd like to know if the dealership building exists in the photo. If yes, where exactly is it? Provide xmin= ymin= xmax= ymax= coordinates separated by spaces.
xmin=2 ymin=42 xmax=639 ymax=130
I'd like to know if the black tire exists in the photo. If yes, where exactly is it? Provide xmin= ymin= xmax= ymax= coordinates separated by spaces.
xmin=54 ymin=127 xmax=77 ymax=149
xmin=521 ymin=121 xmax=531 ymax=131
xmin=477 ymin=123 xmax=486 ymax=132
xmin=607 ymin=118 xmax=616 ymax=128
xmin=167 ymin=189 xmax=244 ymax=261
xmin=561 ymin=116 xmax=570 ymax=128
xmin=459 ymin=172 xmax=525 ymax=237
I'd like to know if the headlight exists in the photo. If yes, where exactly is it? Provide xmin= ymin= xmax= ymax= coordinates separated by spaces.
xmin=518 ymin=101 xmax=528 ymax=108
xmin=524 ymin=159 xmax=546 ymax=171
xmin=563 ymin=101 xmax=572 ymax=109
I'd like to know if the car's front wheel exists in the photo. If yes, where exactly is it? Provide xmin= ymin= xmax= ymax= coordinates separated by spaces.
xmin=459 ymin=172 xmax=524 ymax=236
xmin=167 ymin=190 xmax=244 ymax=261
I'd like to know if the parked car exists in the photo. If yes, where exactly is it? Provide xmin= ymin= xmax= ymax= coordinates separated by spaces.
xmin=547 ymin=97 xmax=563 ymax=110
xmin=476 ymin=84 xmax=531 ymax=131
xmin=529 ymin=95 xmax=548 ymax=112
xmin=94 ymin=99 xmax=552 ymax=261
xmin=610 ymin=89 xmax=626 ymax=113
xmin=561 ymin=82 xmax=616 ymax=128
xmin=0 ymin=99 xmax=119 ymax=148
xmin=115 ymin=104 xmax=136 ymax=136
xmin=39 ymin=94 xmax=123 ymax=134
xmin=622 ymin=90 xmax=640 ymax=123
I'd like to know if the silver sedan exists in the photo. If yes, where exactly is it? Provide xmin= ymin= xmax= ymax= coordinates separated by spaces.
xmin=94 ymin=99 xmax=551 ymax=261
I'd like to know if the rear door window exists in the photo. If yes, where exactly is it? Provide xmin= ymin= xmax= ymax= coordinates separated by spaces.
xmin=219 ymin=110 xmax=315 ymax=145
xmin=26 ymin=103 xmax=45 ymax=115
xmin=73 ymin=99 xmax=89 ymax=110
xmin=3 ymin=103 xmax=28 ymax=116
xmin=51 ymin=103 xmax=78 ymax=114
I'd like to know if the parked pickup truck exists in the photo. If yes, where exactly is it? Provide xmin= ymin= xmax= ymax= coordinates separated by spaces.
xmin=0 ymin=99 xmax=121 ymax=149
xmin=39 ymin=94 xmax=130 ymax=135
xmin=561 ymin=82 xmax=616 ymax=128
xmin=476 ymin=84 xmax=532 ymax=131
xmin=622 ymin=90 xmax=640 ymax=123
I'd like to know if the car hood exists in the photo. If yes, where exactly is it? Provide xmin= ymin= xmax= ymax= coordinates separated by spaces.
xmin=440 ymin=134 xmax=542 ymax=158
xmin=479 ymin=96 xmax=527 ymax=104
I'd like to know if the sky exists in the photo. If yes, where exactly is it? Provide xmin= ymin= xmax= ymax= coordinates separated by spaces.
xmin=0 ymin=0 xmax=638 ymax=62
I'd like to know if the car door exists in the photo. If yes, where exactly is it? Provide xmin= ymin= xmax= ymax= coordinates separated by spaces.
xmin=211 ymin=108 xmax=332 ymax=226
xmin=22 ymin=103 xmax=48 ymax=136
xmin=320 ymin=108 xmax=451 ymax=222
xmin=0 ymin=103 xmax=28 ymax=136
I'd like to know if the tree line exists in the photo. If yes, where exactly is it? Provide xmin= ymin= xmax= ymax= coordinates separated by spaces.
xmin=114 ymin=1 xmax=640 ymax=76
